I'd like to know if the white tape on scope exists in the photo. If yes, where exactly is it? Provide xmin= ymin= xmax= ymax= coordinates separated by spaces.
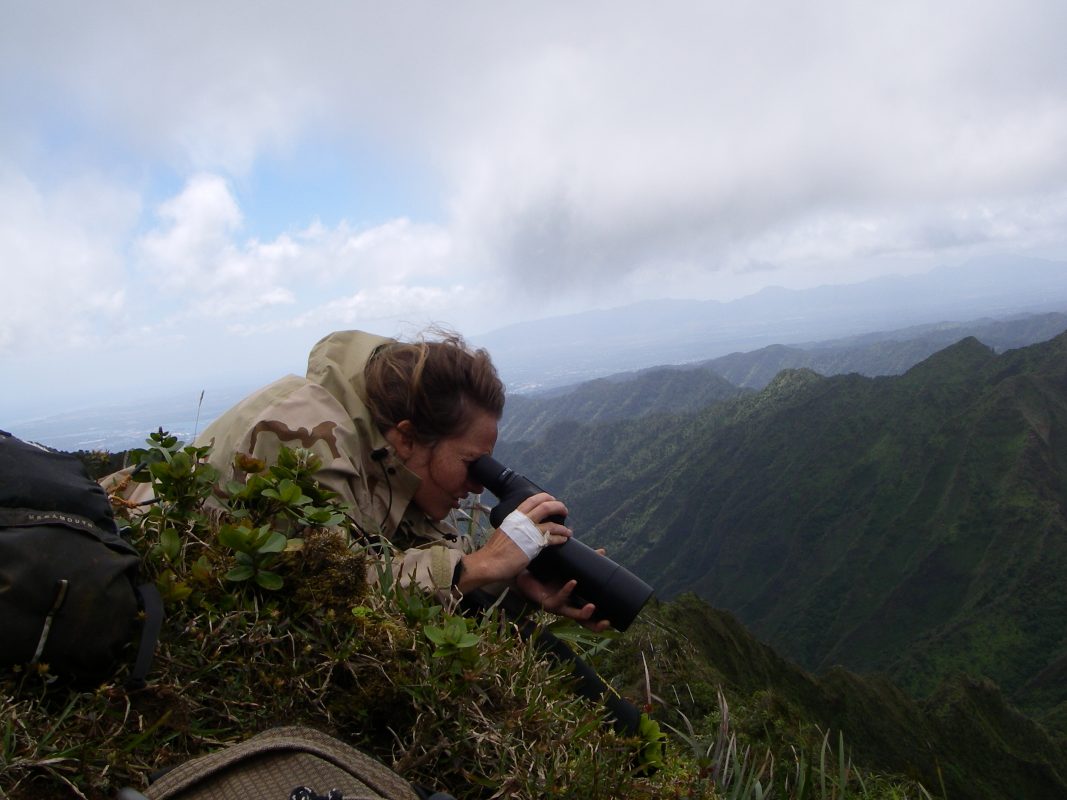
xmin=499 ymin=509 xmax=547 ymax=560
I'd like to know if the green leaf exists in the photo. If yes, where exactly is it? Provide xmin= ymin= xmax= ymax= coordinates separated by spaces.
xmin=160 ymin=528 xmax=181 ymax=561
xmin=248 ymin=525 xmax=275 ymax=550
xmin=245 ymin=474 xmax=270 ymax=494
xmin=443 ymin=618 xmax=470 ymax=642
xmin=454 ymin=633 xmax=480 ymax=649
xmin=424 ymin=625 xmax=448 ymax=646
xmin=255 ymin=570 xmax=284 ymax=590
xmin=218 ymin=525 xmax=252 ymax=552
xmin=277 ymin=447 xmax=298 ymax=470
xmin=167 ymin=582 xmax=193 ymax=602
xmin=279 ymin=480 xmax=303 ymax=504
xmin=225 ymin=565 xmax=254 ymax=582
xmin=171 ymin=451 xmax=192 ymax=473
xmin=257 ymin=531 xmax=288 ymax=554
xmin=191 ymin=555 xmax=213 ymax=582
xmin=305 ymin=508 xmax=344 ymax=526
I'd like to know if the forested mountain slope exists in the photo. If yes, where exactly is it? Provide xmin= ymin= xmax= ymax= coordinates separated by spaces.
xmin=499 ymin=365 xmax=746 ymax=442
xmin=611 ymin=594 xmax=1067 ymax=800
xmin=495 ymin=332 xmax=1067 ymax=734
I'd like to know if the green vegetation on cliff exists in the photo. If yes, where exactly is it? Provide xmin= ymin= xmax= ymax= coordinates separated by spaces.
xmin=10 ymin=327 xmax=1067 ymax=798
xmin=605 ymin=594 xmax=1067 ymax=800
xmin=500 ymin=366 xmax=746 ymax=443
xmin=3 ymin=434 xmax=936 ymax=800
xmin=497 ymin=332 xmax=1067 ymax=740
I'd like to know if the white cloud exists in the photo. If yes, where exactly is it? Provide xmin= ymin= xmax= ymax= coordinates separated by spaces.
xmin=134 ymin=174 xmax=306 ymax=319
xmin=7 ymin=3 xmax=1067 ymax=302
xmin=336 ymin=219 xmax=454 ymax=282
xmin=138 ymin=174 xmax=244 ymax=290
xmin=1 ymin=6 xmax=326 ymax=174
xmin=435 ymin=2 xmax=1067 ymax=294
xmin=227 ymin=283 xmax=481 ymax=338
xmin=0 ymin=167 xmax=139 ymax=354
xmin=133 ymin=174 xmax=465 ymax=327
xmin=4 ymin=0 xmax=1067 ymax=412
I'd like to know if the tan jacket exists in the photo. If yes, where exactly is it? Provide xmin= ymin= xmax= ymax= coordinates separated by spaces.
xmin=110 ymin=331 xmax=467 ymax=601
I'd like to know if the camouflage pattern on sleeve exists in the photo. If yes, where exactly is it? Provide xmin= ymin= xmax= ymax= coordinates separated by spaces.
xmin=102 ymin=331 xmax=478 ymax=603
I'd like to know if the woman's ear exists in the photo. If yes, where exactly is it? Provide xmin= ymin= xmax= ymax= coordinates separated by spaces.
xmin=385 ymin=420 xmax=418 ymax=460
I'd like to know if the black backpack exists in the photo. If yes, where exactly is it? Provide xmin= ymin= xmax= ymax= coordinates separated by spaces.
xmin=0 ymin=430 xmax=162 ymax=687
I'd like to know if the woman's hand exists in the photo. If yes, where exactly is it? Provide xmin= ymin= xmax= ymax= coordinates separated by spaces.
xmin=514 ymin=572 xmax=612 ymax=633
xmin=456 ymin=492 xmax=570 ymax=593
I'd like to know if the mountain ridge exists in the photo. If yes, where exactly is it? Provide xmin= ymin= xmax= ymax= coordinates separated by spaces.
xmin=608 ymin=594 xmax=1067 ymax=800
xmin=478 ymin=256 xmax=1067 ymax=391
xmin=498 ymin=311 xmax=1067 ymax=444
xmin=495 ymin=331 xmax=1067 ymax=735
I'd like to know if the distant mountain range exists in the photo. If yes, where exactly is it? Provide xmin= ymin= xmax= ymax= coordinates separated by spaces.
xmin=495 ymin=330 xmax=1067 ymax=739
xmin=499 ymin=309 xmax=1067 ymax=442
xmin=478 ymin=255 xmax=1067 ymax=392
xmin=703 ymin=310 xmax=1067 ymax=389
xmin=10 ymin=255 xmax=1067 ymax=452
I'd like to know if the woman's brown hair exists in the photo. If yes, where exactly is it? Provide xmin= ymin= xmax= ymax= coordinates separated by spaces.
xmin=364 ymin=330 xmax=505 ymax=444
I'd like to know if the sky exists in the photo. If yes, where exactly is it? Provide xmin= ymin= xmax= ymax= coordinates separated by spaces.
xmin=3 ymin=1 xmax=1067 ymax=419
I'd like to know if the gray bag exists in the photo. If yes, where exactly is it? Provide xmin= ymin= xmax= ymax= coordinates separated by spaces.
xmin=119 ymin=726 xmax=452 ymax=800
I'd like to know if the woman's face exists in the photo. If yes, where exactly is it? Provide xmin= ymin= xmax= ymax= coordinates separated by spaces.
xmin=402 ymin=408 xmax=499 ymax=521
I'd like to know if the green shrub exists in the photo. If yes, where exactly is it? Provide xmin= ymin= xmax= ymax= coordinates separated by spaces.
xmin=1 ymin=435 xmax=660 ymax=799
xmin=1 ymin=433 xmax=930 ymax=800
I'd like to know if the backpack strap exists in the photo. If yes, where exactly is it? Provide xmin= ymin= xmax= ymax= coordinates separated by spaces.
xmin=128 ymin=583 xmax=164 ymax=691
xmin=0 ymin=507 xmax=138 ymax=555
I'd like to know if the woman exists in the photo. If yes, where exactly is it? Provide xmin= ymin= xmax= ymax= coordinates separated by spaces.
xmin=195 ymin=328 xmax=609 ymax=630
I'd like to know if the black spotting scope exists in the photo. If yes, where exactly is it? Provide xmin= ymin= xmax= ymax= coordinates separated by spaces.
xmin=468 ymin=455 xmax=654 ymax=632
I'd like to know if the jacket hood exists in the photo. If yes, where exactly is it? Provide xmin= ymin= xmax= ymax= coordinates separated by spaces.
xmin=305 ymin=330 xmax=395 ymax=421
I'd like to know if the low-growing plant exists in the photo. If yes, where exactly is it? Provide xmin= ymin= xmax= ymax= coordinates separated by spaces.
xmin=591 ymin=599 xmax=939 ymax=800
xmin=128 ymin=428 xmax=219 ymax=520
xmin=423 ymin=616 xmax=482 ymax=671
xmin=225 ymin=446 xmax=349 ymax=530
xmin=1 ymin=432 xmax=938 ymax=800
xmin=1 ymin=434 xmax=664 ymax=800
xmin=217 ymin=522 xmax=291 ymax=590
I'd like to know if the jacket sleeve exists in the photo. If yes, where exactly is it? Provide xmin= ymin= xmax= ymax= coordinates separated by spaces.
xmin=204 ymin=382 xmax=474 ymax=604
xmin=107 ymin=377 xmax=472 ymax=606
xmin=201 ymin=382 xmax=361 ymax=504
xmin=371 ymin=544 xmax=466 ymax=608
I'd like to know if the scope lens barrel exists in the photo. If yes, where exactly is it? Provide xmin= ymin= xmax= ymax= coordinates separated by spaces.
xmin=467 ymin=455 xmax=654 ymax=631
xmin=528 ymin=539 xmax=653 ymax=631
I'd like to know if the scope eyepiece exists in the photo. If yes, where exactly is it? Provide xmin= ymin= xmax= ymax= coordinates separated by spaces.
xmin=468 ymin=455 xmax=654 ymax=632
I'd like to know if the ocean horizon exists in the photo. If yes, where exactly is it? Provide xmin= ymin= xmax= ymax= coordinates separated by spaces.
xmin=4 ymin=386 xmax=257 ymax=453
